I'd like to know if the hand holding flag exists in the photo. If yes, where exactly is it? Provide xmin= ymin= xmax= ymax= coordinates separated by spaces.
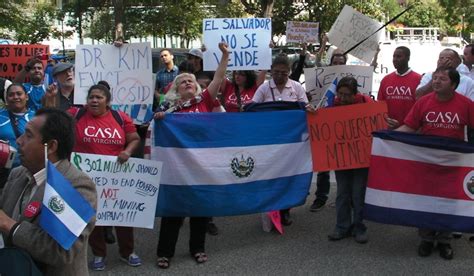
xmin=40 ymin=161 xmax=95 ymax=250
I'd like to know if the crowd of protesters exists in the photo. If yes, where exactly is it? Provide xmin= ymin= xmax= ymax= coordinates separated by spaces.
xmin=0 ymin=33 xmax=473 ymax=275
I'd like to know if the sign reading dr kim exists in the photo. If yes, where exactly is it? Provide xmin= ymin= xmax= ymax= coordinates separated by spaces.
xmin=71 ymin=152 xmax=163 ymax=229
xmin=203 ymin=18 xmax=272 ymax=71
xmin=74 ymin=42 xmax=153 ymax=106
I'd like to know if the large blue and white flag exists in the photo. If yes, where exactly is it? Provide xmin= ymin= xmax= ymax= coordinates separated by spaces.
xmin=151 ymin=111 xmax=313 ymax=217
xmin=365 ymin=131 xmax=474 ymax=233
xmin=40 ymin=161 xmax=95 ymax=250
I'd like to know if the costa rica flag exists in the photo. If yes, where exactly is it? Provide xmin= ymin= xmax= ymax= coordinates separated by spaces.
xmin=364 ymin=130 xmax=474 ymax=233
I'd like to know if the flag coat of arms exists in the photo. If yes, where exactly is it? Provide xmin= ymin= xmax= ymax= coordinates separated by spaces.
xmin=364 ymin=131 xmax=474 ymax=233
xmin=40 ymin=161 xmax=95 ymax=250
xmin=151 ymin=111 xmax=313 ymax=217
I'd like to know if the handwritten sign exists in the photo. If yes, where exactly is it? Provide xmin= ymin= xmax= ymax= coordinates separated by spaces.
xmin=203 ymin=18 xmax=272 ymax=71
xmin=286 ymin=21 xmax=319 ymax=44
xmin=74 ymin=42 xmax=153 ymax=106
xmin=307 ymin=101 xmax=387 ymax=171
xmin=0 ymin=44 xmax=49 ymax=80
xmin=304 ymin=65 xmax=373 ymax=104
xmin=71 ymin=152 xmax=162 ymax=228
xmin=328 ymin=5 xmax=382 ymax=64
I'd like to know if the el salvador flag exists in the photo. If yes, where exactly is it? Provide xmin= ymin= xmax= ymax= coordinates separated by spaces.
xmin=324 ymin=77 xmax=338 ymax=107
xmin=40 ymin=161 xmax=95 ymax=250
xmin=364 ymin=131 xmax=474 ymax=233
xmin=151 ymin=111 xmax=313 ymax=217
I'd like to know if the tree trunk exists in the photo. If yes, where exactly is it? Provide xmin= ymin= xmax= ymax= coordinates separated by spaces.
xmin=113 ymin=0 xmax=125 ymax=39
xmin=262 ymin=0 xmax=274 ymax=18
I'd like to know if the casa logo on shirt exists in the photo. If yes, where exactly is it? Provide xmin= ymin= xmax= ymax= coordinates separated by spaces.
xmin=230 ymin=152 xmax=255 ymax=178
xmin=385 ymin=86 xmax=413 ymax=100
xmin=84 ymin=126 xmax=122 ymax=139
xmin=463 ymin=172 xmax=474 ymax=200
xmin=424 ymin=111 xmax=460 ymax=128
xmin=48 ymin=196 xmax=65 ymax=214
xmin=227 ymin=93 xmax=252 ymax=105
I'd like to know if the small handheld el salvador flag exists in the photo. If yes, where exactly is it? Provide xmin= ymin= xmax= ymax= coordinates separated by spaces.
xmin=324 ymin=77 xmax=338 ymax=107
xmin=40 ymin=161 xmax=95 ymax=250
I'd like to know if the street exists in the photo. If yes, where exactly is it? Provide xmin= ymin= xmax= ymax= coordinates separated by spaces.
xmin=92 ymin=177 xmax=474 ymax=275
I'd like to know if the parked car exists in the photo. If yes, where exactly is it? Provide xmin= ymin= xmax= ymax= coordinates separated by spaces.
xmin=272 ymin=46 xmax=316 ymax=71
xmin=151 ymin=48 xmax=189 ymax=73
xmin=56 ymin=49 xmax=76 ymax=63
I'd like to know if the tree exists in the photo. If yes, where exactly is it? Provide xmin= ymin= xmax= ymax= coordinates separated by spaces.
xmin=0 ymin=0 xmax=24 ymax=38
xmin=397 ymin=0 xmax=445 ymax=29
xmin=14 ymin=3 xmax=57 ymax=44
xmin=438 ymin=0 xmax=473 ymax=37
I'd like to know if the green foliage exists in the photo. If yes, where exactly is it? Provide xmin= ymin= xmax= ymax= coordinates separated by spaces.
xmin=398 ymin=0 xmax=442 ymax=27
xmin=0 ymin=0 xmax=24 ymax=38
xmin=14 ymin=3 xmax=57 ymax=44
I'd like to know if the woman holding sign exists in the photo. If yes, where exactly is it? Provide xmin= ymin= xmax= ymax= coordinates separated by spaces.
xmin=327 ymin=76 xmax=372 ymax=244
xmin=65 ymin=82 xmax=141 ymax=271
xmin=153 ymin=42 xmax=229 ymax=269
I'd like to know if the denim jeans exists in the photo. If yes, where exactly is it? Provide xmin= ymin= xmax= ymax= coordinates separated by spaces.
xmin=334 ymin=168 xmax=369 ymax=235
xmin=314 ymin=171 xmax=330 ymax=202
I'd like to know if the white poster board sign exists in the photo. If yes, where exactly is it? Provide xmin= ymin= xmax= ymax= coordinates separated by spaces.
xmin=328 ymin=5 xmax=382 ymax=64
xmin=304 ymin=65 xmax=373 ymax=104
xmin=286 ymin=21 xmax=319 ymax=44
xmin=74 ymin=42 xmax=153 ymax=106
xmin=71 ymin=152 xmax=162 ymax=229
xmin=203 ymin=18 xmax=272 ymax=71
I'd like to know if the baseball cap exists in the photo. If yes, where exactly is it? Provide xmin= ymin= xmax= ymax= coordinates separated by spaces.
xmin=52 ymin=63 xmax=74 ymax=76
xmin=187 ymin=48 xmax=203 ymax=59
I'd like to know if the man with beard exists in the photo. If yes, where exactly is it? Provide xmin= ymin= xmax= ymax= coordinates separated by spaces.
xmin=43 ymin=63 xmax=76 ymax=111
xmin=14 ymin=58 xmax=46 ymax=111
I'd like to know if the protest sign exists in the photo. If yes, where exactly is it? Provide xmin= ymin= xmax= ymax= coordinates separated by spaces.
xmin=74 ymin=42 xmax=153 ymax=106
xmin=307 ymin=101 xmax=387 ymax=171
xmin=328 ymin=5 xmax=382 ymax=64
xmin=202 ymin=18 xmax=272 ymax=71
xmin=286 ymin=21 xmax=319 ymax=44
xmin=71 ymin=152 xmax=162 ymax=228
xmin=304 ymin=65 xmax=373 ymax=104
xmin=0 ymin=44 xmax=49 ymax=80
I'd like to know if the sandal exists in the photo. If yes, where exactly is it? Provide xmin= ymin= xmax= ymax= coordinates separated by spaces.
xmin=157 ymin=257 xmax=170 ymax=269
xmin=193 ymin=252 xmax=208 ymax=264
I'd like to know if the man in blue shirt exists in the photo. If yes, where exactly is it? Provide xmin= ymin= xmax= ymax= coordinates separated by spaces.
xmin=14 ymin=58 xmax=46 ymax=111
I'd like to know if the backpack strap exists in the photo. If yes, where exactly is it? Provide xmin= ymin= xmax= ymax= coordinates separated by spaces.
xmin=74 ymin=107 xmax=124 ymax=127
xmin=110 ymin=109 xmax=124 ymax=127
xmin=74 ymin=107 xmax=87 ymax=121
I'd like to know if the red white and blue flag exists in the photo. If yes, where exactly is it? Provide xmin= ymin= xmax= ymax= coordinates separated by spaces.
xmin=364 ymin=130 xmax=474 ymax=233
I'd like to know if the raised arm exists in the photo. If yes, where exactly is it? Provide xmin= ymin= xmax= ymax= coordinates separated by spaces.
xmin=207 ymin=42 xmax=230 ymax=100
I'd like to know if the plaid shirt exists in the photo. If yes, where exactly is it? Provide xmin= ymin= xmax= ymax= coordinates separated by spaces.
xmin=155 ymin=65 xmax=179 ymax=94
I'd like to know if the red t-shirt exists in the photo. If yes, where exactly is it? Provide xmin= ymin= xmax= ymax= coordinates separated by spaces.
xmin=68 ymin=107 xmax=136 ymax=155
xmin=222 ymin=79 xmax=257 ymax=112
xmin=178 ymin=89 xmax=215 ymax=113
xmin=404 ymin=92 xmax=474 ymax=140
xmin=377 ymin=70 xmax=422 ymax=124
